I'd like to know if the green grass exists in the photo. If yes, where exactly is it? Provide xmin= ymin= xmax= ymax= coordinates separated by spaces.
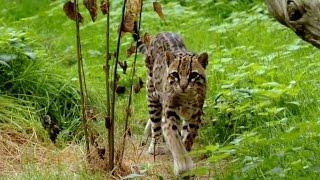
xmin=0 ymin=0 xmax=52 ymax=21
xmin=0 ymin=0 xmax=320 ymax=179
xmin=0 ymin=24 xmax=82 ymax=141
xmin=0 ymin=96 xmax=47 ymax=138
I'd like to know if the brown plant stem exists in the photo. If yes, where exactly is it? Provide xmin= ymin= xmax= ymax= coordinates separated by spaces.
xmin=109 ymin=0 xmax=127 ymax=171
xmin=74 ymin=0 xmax=90 ymax=153
xmin=105 ymin=1 xmax=111 ymax=122
xmin=119 ymin=0 xmax=144 ymax=165
xmin=103 ymin=0 xmax=112 ymax=171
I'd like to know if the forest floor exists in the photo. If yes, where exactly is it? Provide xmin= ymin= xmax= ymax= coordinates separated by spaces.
xmin=0 ymin=129 xmax=174 ymax=179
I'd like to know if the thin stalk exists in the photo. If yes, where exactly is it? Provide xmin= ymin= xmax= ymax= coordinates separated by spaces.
xmin=79 ymin=32 xmax=89 ymax=124
xmin=109 ymin=0 xmax=127 ymax=171
xmin=105 ymin=1 xmax=111 ymax=118
xmin=119 ymin=1 xmax=144 ymax=164
xmin=80 ymin=55 xmax=89 ymax=106
xmin=103 ymin=0 xmax=112 ymax=170
xmin=75 ymin=0 xmax=90 ymax=153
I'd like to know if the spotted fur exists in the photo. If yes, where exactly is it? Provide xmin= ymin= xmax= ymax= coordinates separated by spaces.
xmin=138 ymin=32 xmax=208 ymax=175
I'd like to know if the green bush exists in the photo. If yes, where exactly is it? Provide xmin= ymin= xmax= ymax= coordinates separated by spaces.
xmin=0 ymin=26 xmax=81 ymax=140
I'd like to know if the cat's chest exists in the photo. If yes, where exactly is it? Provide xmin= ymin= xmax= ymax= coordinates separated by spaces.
xmin=166 ymin=93 xmax=200 ymax=118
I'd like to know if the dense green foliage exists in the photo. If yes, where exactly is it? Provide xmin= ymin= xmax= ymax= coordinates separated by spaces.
xmin=1 ymin=0 xmax=319 ymax=179
xmin=0 ymin=24 xmax=81 ymax=140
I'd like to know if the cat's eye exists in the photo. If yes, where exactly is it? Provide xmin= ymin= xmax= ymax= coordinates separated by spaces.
xmin=189 ymin=72 xmax=199 ymax=80
xmin=170 ymin=72 xmax=180 ymax=79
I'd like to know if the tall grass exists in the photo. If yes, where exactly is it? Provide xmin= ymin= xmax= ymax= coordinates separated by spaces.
xmin=0 ymin=96 xmax=46 ymax=137
xmin=0 ymin=25 xmax=82 ymax=140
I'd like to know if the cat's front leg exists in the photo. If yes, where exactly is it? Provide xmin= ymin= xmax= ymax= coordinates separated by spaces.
xmin=182 ymin=109 xmax=202 ymax=151
xmin=162 ymin=107 xmax=194 ymax=176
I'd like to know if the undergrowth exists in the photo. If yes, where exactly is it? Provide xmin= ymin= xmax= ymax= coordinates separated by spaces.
xmin=0 ymin=25 xmax=82 ymax=141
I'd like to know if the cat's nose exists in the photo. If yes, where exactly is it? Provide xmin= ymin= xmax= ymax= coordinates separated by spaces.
xmin=180 ymin=79 xmax=188 ymax=92
xmin=180 ymin=85 xmax=187 ymax=92
xmin=180 ymin=78 xmax=188 ymax=92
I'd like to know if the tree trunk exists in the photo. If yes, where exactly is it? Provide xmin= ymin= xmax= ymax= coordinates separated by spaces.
xmin=265 ymin=0 xmax=320 ymax=48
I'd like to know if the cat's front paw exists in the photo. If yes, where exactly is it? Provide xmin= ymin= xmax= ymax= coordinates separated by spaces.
xmin=173 ymin=157 xmax=194 ymax=176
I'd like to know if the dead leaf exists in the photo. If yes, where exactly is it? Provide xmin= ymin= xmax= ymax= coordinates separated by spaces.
xmin=97 ymin=147 xmax=106 ymax=159
xmin=107 ymin=52 xmax=113 ymax=60
xmin=63 ymin=1 xmax=84 ymax=23
xmin=153 ymin=1 xmax=164 ymax=20
xmin=127 ymin=128 xmax=132 ymax=137
xmin=118 ymin=60 xmax=128 ymax=74
xmin=121 ymin=14 xmax=135 ymax=35
xmin=127 ymin=44 xmax=136 ymax=57
xmin=83 ymin=0 xmax=97 ymax=22
xmin=116 ymin=85 xmax=126 ymax=94
xmin=121 ymin=0 xmax=142 ymax=36
xmin=85 ymin=106 xmax=97 ymax=121
xmin=100 ymin=0 xmax=110 ymax=15
xmin=142 ymin=33 xmax=152 ymax=46
xmin=110 ymin=80 xmax=126 ymax=94
xmin=42 ymin=115 xmax=61 ymax=143
xmin=134 ymin=77 xmax=144 ymax=93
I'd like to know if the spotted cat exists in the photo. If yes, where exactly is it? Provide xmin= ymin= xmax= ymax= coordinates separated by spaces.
xmin=136 ymin=32 xmax=208 ymax=175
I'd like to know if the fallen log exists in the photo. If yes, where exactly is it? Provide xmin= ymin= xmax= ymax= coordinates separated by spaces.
xmin=265 ymin=0 xmax=320 ymax=48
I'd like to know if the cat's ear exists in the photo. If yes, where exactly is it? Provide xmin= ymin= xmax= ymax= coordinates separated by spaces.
xmin=198 ymin=52 xmax=208 ymax=69
xmin=165 ymin=51 xmax=175 ymax=66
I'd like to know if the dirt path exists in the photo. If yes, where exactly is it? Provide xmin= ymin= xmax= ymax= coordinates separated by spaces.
xmin=120 ymin=136 xmax=174 ymax=179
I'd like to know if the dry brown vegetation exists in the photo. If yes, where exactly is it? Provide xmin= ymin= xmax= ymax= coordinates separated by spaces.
xmin=0 ymin=129 xmax=85 ymax=177
xmin=0 ymin=129 xmax=176 ymax=179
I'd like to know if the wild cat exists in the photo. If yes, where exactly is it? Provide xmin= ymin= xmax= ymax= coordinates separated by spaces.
xmin=136 ymin=32 xmax=208 ymax=175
